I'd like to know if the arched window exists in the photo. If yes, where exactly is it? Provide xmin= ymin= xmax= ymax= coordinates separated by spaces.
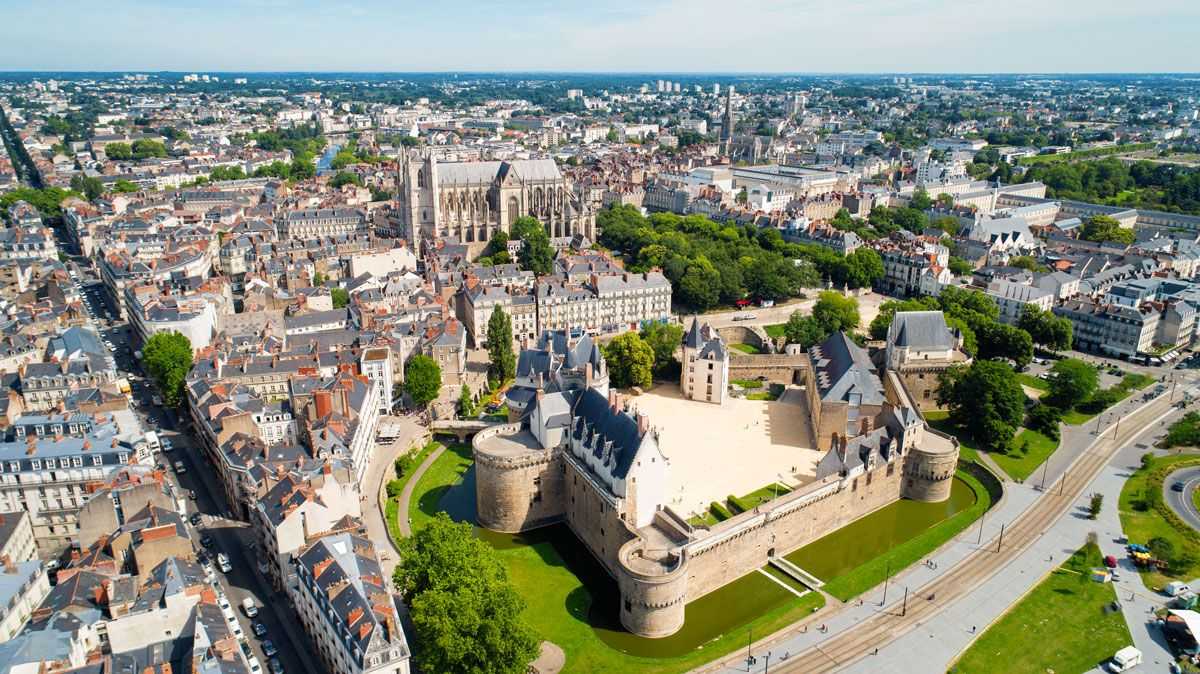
xmin=507 ymin=196 xmax=520 ymax=223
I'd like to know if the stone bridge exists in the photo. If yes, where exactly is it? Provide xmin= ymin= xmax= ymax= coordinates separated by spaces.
xmin=429 ymin=418 xmax=503 ymax=443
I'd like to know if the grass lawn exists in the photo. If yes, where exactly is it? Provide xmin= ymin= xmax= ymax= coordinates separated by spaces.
xmin=1117 ymin=452 xmax=1200 ymax=589
xmin=407 ymin=440 xmax=473 ymax=533
xmin=734 ymin=483 xmax=792 ymax=510
xmin=1063 ymin=373 xmax=1157 ymax=426
xmin=383 ymin=439 xmax=440 ymax=545
xmin=492 ymin=527 xmax=825 ymax=673
xmin=990 ymin=429 xmax=1059 ymax=482
xmin=791 ymin=472 xmax=991 ymax=601
xmin=730 ymin=378 xmax=764 ymax=389
xmin=951 ymin=543 xmax=1132 ymax=674
xmin=1015 ymin=373 xmax=1049 ymax=392
xmin=1062 ymin=408 xmax=1096 ymax=425
xmin=729 ymin=342 xmax=762 ymax=355
xmin=745 ymin=383 xmax=784 ymax=402
xmin=763 ymin=323 xmax=787 ymax=339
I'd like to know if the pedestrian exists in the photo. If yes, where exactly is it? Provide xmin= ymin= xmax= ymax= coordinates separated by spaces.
xmin=971 ymin=625 xmax=976 ymax=633
xmin=874 ymin=648 xmax=879 ymax=656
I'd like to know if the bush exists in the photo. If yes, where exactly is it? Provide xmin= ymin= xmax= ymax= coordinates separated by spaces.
xmin=395 ymin=454 xmax=413 ymax=478
xmin=385 ymin=480 xmax=403 ymax=498
xmin=726 ymin=495 xmax=752 ymax=514
xmin=1026 ymin=402 xmax=1063 ymax=441
xmin=709 ymin=501 xmax=733 ymax=521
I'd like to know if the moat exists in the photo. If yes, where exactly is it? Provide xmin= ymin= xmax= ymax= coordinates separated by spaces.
xmin=437 ymin=467 xmax=979 ymax=661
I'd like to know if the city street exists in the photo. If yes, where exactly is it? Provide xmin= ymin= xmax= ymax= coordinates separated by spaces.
xmin=125 ymin=357 xmax=322 ymax=674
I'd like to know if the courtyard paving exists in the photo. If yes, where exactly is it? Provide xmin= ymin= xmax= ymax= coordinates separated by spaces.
xmin=632 ymin=383 xmax=821 ymax=517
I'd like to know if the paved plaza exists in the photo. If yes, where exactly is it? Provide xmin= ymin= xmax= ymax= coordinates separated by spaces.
xmin=632 ymin=384 xmax=821 ymax=517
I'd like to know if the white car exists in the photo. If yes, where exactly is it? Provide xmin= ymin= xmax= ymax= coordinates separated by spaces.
xmin=173 ymin=461 xmax=186 ymax=474
xmin=217 ymin=553 xmax=232 ymax=574
xmin=248 ymin=656 xmax=262 ymax=674
xmin=242 ymin=597 xmax=259 ymax=618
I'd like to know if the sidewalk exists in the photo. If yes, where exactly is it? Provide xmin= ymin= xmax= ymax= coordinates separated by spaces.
xmin=842 ymin=404 xmax=1185 ymax=673
xmin=360 ymin=416 xmax=425 ymax=580
xmin=701 ymin=381 xmax=1198 ymax=673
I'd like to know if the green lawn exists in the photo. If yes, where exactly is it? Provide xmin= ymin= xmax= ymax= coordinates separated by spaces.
xmin=1063 ymin=373 xmax=1157 ymax=425
xmin=492 ymin=528 xmax=825 ymax=674
xmin=729 ymin=342 xmax=762 ymax=355
xmin=1062 ymin=408 xmax=1096 ymax=425
xmin=734 ymin=483 xmax=792 ymax=510
xmin=952 ymin=544 xmax=1132 ymax=674
xmin=730 ymin=378 xmax=764 ymax=389
xmin=744 ymin=383 xmax=782 ymax=398
xmin=407 ymin=440 xmax=474 ymax=533
xmin=791 ymin=472 xmax=991 ymax=601
xmin=384 ymin=439 xmax=440 ymax=545
xmin=1117 ymin=452 xmax=1200 ymax=589
xmin=763 ymin=323 xmax=787 ymax=339
xmin=1015 ymin=373 xmax=1049 ymax=392
xmin=990 ymin=429 xmax=1059 ymax=482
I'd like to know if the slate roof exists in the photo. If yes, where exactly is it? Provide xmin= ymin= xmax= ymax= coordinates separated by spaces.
xmin=808 ymin=332 xmax=884 ymax=405
xmin=889 ymin=311 xmax=956 ymax=350
xmin=569 ymin=388 xmax=643 ymax=480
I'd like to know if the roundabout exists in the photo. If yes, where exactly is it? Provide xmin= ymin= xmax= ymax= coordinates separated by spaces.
xmin=1163 ymin=465 xmax=1200 ymax=532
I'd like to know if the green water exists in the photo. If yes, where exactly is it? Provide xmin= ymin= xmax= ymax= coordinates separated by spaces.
xmin=476 ymin=524 xmax=806 ymax=658
xmin=785 ymin=476 xmax=977 ymax=581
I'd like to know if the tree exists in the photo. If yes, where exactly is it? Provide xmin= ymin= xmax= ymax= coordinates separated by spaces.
xmin=640 ymin=321 xmax=684 ymax=377
xmin=1088 ymin=493 xmax=1103 ymax=519
xmin=1017 ymin=305 xmax=1072 ymax=351
xmin=329 ymin=171 xmax=362 ymax=188
xmin=909 ymin=187 xmax=933 ymax=211
xmin=104 ymin=142 xmax=132 ymax=160
xmin=404 ymin=355 xmax=442 ymax=409
xmin=937 ymin=360 xmax=1025 ymax=452
xmin=113 ymin=180 xmax=139 ymax=193
xmin=1046 ymin=358 xmax=1098 ymax=410
xmin=1026 ymin=402 xmax=1062 ymax=441
xmin=511 ymin=216 xmax=553 ymax=275
xmin=143 ymin=331 xmax=193 ymax=408
xmin=783 ymin=313 xmax=828 ymax=349
xmin=395 ymin=514 xmax=539 ymax=674
xmin=1079 ymin=215 xmax=1135 ymax=245
xmin=131 ymin=139 xmax=167 ymax=159
xmin=70 ymin=175 xmax=104 ymax=201
xmin=938 ymin=286 xmax=999 ymax=329
xmin=947 ymin=256 xmax=974 ymax=277
xmin=812 ymin=291 xmax=860 ymax=335
xmin=603 ymin=332 xmax=654 ymax=389
xmin=289 ymin=158 xmax=315 ymax=180
xmin=842 ymin=248 xmax=884 ymax=289
xmin=458 ymin=384 xmax=475 ymax=419
xmin=977 ymin=322 xmax=1034 ymax=370
xmin=486 ymin=306 xmax=515 ymax=383
xmin=330 ymin=288 xmax=349 ymax=309
xmin=678 ymin=261 xmax=720 ymax=311
xmin=312 ymin=271 xmax=326 ymax=287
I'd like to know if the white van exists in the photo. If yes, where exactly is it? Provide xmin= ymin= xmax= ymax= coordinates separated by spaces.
xmin=1165 ymin=581 xmax=1191 ymax=597
xmin=1106 ymin=646 xmax=1141 ymax=672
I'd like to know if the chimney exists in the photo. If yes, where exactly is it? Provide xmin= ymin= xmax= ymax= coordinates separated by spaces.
xmin=314 ymin=390 xmax=333 ymax=418
xmin=607 ymin=388 xmax=620 ymax=413
xmin=637 ymin=410 xmax=650 ymax=436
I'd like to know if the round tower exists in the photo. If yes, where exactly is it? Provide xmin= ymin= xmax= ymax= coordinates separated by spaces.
xmin=902 ymin=438 xmax=960 ymax=502
xmin=616 ymin=540 xmax=689 ymax=638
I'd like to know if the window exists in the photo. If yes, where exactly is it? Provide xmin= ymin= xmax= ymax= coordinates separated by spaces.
xmin=92 ymin=456 xmax=103 ymax=466
xmin=30 ymin=460 xmax=40 ymax=470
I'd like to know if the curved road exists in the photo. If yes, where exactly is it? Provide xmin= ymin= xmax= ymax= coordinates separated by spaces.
xmin=1164 ymin=466 xmax=1200 ymax=532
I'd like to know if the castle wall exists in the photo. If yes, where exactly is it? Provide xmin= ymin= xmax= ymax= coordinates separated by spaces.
xmin=727 ymin=353 xmax=806 ymax=385
xmin=682 ymin=460 xmax=904 ymax=602
xmin=562 ymin=457 xmax=638 ymax=579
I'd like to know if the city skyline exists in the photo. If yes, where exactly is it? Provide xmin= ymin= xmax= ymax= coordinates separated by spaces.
xmin=3 ymin=0 xmax=1199 ymax=73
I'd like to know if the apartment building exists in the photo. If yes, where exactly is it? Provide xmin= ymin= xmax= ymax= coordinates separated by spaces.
xmin=1053 ymin=299 xmax=1160 ymax=359
xmin=292 ymin=531 xmax=411 ymax=674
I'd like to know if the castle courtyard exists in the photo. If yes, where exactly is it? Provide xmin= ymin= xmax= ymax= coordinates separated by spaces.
xmin=630 ymin=383 xmax=822 ymax=518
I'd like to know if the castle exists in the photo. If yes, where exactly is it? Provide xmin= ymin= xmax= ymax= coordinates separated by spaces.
xmin=396 ymin=150 xmax=596 ymax=251
xmin=474 ymin=327 xmax=959 ymax=638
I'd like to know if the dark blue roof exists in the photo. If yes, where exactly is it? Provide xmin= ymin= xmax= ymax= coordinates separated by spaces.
xmin=570 ymin=388 xmax=643 ymax=480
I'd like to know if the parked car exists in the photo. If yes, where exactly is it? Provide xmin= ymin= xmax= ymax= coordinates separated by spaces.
xmin=1106 ymin=646 xmax=1142 ymax=672
xmin=268 ymin=658 xmax=284 ymax=674
xmin=247 ymin=656 xmax=263 ymax=674
xmin=200 ymin=535 xmax=214 ymax=548
xmin=262 ymin=640 xmax=277 ymax=657
xmin=173 ymin=461 xmax=187 ymax=474
xmin=1165 ymin=581 xmax=1191 ymax=597
xmin=242 ymin=597 xmax=259 ymax=618
xmin=1172 ymin=481 xmax=1186 ymax=492
xmin=252 ymin=621 xmax=268 ymax=638
xmin=190 ymin=512 xmax=202 ymax=526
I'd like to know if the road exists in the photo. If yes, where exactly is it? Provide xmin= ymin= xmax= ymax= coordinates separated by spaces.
xmin=696 ymin=379 xmax=1198 ymax=674
xmin=1164 ymin=466 xmax=1200 ymax=532
xmin=674 ymin=291 xmax=887 ymax=332
xmin=78 ymin=250 xmax=323 ymax=674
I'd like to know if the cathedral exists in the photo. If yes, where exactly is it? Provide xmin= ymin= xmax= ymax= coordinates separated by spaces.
xmin=397 ymin=150 xmax=596 ymax=251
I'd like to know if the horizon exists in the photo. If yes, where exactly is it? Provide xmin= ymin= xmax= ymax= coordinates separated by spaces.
xmin=3 ymin=0 xmax=1198 ymax=73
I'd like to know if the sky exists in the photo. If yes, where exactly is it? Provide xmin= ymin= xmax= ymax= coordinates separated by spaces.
xmin=2 ymin=0 xmax=1199 ymax=73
